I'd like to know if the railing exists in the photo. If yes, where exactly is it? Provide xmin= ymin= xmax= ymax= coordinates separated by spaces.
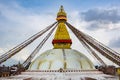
xmin=26 ymin=69 xmax=103 ymax=73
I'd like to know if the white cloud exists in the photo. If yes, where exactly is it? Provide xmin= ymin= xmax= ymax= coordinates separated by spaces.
xmin=81 ymin=8 xmax=120 ymax=31
xmin=0 ymin=48 xmax=5 ymax=55
xmin=67 ymin=8 xmax=120 ymax=66
xmin=0 ymin=2 xmax=56 ymax=65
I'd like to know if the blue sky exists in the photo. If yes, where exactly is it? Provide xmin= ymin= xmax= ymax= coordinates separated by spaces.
xmin=0 ymin=0 xmax=120 ymax=66
xmin=1 ymin=0 xmax=120 ymax=11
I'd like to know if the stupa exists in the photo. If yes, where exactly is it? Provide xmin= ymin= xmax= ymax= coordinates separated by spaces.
xmin=1 ymin=6 xmax=118 ymax=80
xmin=28 ymin=5 xmax=95 ymax=70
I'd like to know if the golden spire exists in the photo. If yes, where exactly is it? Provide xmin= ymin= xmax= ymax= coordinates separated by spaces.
xmin=56 ymin=5 xmax=67 ymax=21
xmin=52 ymin=6 xmax=72 ymax=49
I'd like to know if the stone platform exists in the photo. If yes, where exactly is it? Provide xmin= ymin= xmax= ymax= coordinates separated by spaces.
xmin=0 ymin=70 xmax=119 ymax=80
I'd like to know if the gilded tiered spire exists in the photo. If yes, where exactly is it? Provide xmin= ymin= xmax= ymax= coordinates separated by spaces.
xmin=52 ymin=6 xmax=72 ymax=49
xmin=56 ymin=5 xmax=67 ymax=21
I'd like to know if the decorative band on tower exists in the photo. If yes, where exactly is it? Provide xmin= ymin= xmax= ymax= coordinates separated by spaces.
xmin=52 ymin=39 xmax=72 ymax=44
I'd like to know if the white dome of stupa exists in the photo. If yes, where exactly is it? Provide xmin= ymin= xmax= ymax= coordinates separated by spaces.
xmin=29 ymin=49 xmax=94 ymax=70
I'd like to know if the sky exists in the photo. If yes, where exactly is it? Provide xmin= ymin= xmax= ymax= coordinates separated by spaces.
xmin=0 ymin=0 xmax=120 ymax=66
